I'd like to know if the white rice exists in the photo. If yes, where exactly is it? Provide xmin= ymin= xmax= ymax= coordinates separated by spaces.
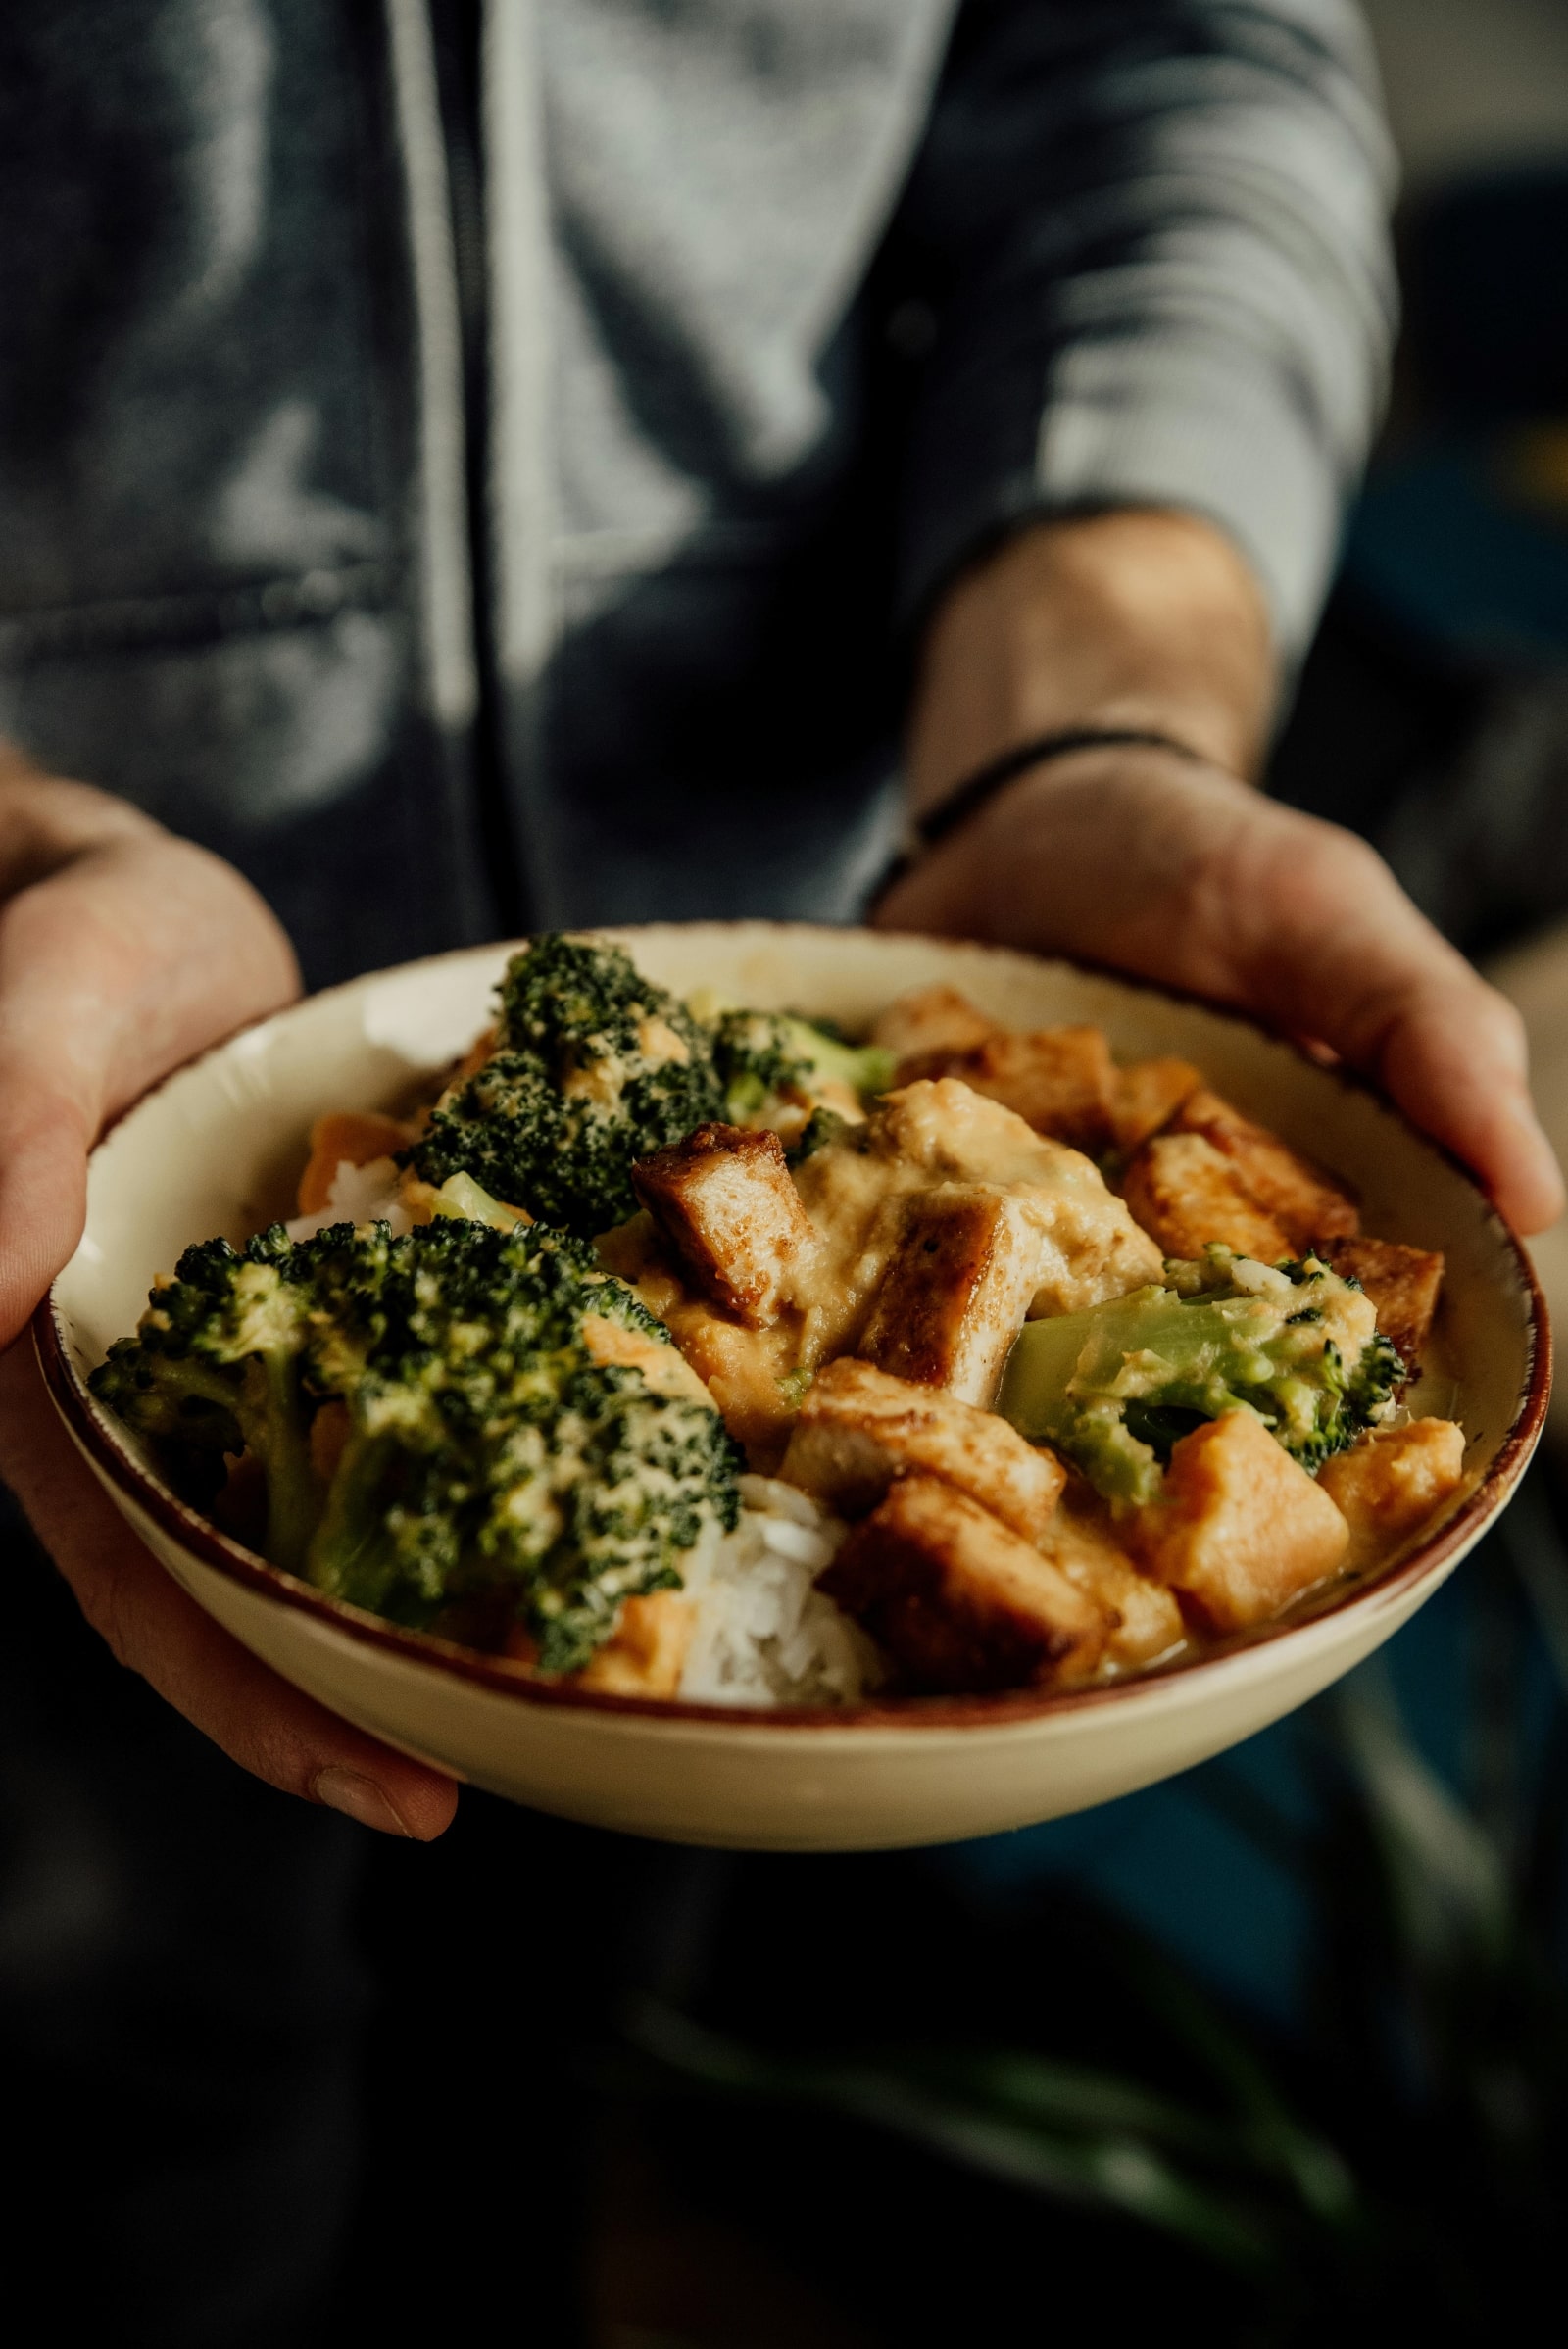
xmin=677 ymin=1475 xmax=882 ymax=1707
xmin=285 ymin=1156 xmax=410 ymax=1242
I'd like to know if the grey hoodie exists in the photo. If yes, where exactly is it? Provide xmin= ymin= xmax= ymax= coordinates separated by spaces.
xmin=0 ymin=2 xmax=1396 ymax=982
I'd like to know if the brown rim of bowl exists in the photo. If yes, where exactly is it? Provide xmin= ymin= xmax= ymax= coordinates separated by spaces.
xmin=33 ymin=924 xmax=1555 ymax=1736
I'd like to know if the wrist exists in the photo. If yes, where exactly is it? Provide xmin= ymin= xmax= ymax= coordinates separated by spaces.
xmin=876 ymin=740 xmax=1254 ymax=951
xmin=906 ymin=509 xmax=1275 ymax=819
xmin=898 ymin=722 xmax=1207 ymax=869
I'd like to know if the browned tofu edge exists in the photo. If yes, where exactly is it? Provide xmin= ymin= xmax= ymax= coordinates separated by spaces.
xmin=1172 ymin=1087 xmax=1359 ymax=1246
xmin=780 ymin=1356 xmax=1065 ymax=1540
xmin=631 ymin=1120 xmax=811 ymax=1327
xmin=858 ymin=1185 xmax=1038 ymax=1405
xmin=1319 ymin=1236 xmax=1445 ymax=1371
xmin=896 ymin=1027 xmax=1117 ymax=1150
xmin=1105 ymin=1057 xmax=1203 ymax=1156
xmin=820 ymin=1474 xmax=1109 ymax=1692
xmin=871 ymin=985 xmax=1001 ymax=1067
xmin=1120 ymin=1131 xmax=1294 ymax=1263
xmin=1317 ymin=1417 xmax=1467 ymax=1560
xmin=575 ymin=1591 xmax=697 ymax=1697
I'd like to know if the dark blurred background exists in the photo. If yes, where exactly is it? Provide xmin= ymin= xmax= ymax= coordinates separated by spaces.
xmin=308 ymin=13 xmax=1568 ymax=2347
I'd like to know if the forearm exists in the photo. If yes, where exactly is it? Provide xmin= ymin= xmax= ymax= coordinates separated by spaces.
xmin=898 ymin=4 xmax=1396 ymax=668
xmin=906 ymin=509 xmax=1277 ymax=814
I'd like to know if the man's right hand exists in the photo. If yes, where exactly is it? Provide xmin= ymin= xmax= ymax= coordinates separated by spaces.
xmin=0 ymin=746 xmax=460 ymax=1838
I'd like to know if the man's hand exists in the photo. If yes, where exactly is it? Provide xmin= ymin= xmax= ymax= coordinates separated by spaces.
xmin=0 ymin=748 xmax=459 ymax=1836
xmin=881 ymin=514 xmax=1564 ymax=1238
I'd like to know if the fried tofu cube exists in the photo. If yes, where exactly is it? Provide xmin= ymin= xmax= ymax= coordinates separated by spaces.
xmin=1040 ymin=1482 xmax=1186 ymax=1670
xmin=575 ymin=1592 xmax=696 ymax=1697
xmin=1121 ymin=1131 xmax=1294 ymax=1263
xmin=820 ymin=1473 xmax=1110 ymax=1691
xmin=1318 ymin=1418 xmax=1467 ymax=1567
xmin=632 ymin=1122 xmax=814 ymax=1328
xmin=1319 ymin=1236 xmax=1445 ymax=1370
xmin=1171 ymin=1088 xmax=1359 ymax=1248
xmin=871 ymin=985 xmax=1000 ymax=1070
xmin=858 ymin=1183 xmax=1039 ymax=1405
xmin=1106 ymin=1058 xmax=1203 ymax=1155
xmin=940 ymin=1026 xmax=1117 ymax=1152
xmin=1130 ymin=1409 xmax=1349 ymax=1634
xmin=780 ymin=1356 xmax=1065 ymax=1540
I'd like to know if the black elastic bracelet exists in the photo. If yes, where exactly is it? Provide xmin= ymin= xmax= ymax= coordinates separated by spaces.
xmin=869 ymin=724 xmax=1203 ymax=905
xmin=915 ymin=725 xmax=1204 ymax=855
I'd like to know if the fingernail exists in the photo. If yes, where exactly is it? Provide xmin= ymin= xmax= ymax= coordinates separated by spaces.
xmin=313 ymin=1765 xmax=413 ymax=1836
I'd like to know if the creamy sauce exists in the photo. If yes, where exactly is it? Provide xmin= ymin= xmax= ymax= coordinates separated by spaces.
xmin=580 ymin=1311 xmax=711 ymax=1405
xmin=605 ymin=1079 xmax=1165 ymax=1465
xmin=636 ymin=1014 xmax=692 ymax=1066
xmin=790 ymin=1081 xmax=1163 ymax=1354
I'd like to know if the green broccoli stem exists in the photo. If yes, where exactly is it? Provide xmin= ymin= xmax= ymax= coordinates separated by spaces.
xmin=238 ymin=1350 xmax=321 ymax=1579
xmin=305 ymin=1428 xmax=401 ymax=1606
xmin=112 ymin=1351 xmax=248 ymax=1455
xmin=998 ymin=1255 xmax=1398 ymax=1508
xmin=999 ymin=1290 xmax=1273 ymax=1443
xmin=784 ymin=1018 xmax=895 ymax=1100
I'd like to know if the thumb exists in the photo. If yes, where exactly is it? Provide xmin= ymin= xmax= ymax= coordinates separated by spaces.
xmin=0 ymin=924 xmax=109 ymax=1346
xmin=0 ymin=1083 xmax=93 ymax=1349
xmin=0 ymin=832 xmax=299 ymax=1345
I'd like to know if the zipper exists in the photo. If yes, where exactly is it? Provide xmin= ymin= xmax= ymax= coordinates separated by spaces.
xmin=386 ymin=0 xmax=537 ymax=935
xmin=480 ymin=0 xmax=560 ymax=930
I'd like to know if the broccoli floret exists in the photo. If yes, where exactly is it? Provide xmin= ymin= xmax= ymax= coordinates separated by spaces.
xmin=411 ymin=938 xmax=893 ymax=1230
xmin=495 ymin=933 xmax=702 ymax=1064
xmin=412 ymin=936 xmax=723 ymax=1235
xmin=93 ymin=1214 xmax=741 ymax=1675
xmin=304 ymin=1218 xmax=740 ymax=1668
xmin=88 ymin=1226 xmax=323 ymax=1571
xmin=786 ymin=1106 xmax=850 ymax=1166
xmin=713 ymin=1008 xmax=895 ymax=1127
xmin=997 ymin=1246 xmax=1405 ymax=1508
xmin=477 ymin=1362 xmax=739 ymax=1671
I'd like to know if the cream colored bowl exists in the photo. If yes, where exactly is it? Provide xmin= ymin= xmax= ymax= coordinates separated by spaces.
xmin=38 ymin=925 xmax=1549 ymax=1850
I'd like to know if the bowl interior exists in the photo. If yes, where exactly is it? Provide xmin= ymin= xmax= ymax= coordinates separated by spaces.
xmin=49 ymin=923 xmax=1545 ymax=1691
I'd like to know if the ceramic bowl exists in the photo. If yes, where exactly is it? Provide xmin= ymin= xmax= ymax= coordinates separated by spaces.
xmin=38 ymin=924 xmax=1549 ymax=1850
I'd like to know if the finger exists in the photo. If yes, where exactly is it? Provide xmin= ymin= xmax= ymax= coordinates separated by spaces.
xmin=1 ymin=1341 xmax=458 ymax=1838
xmin=0 ymin=1093 xmax=93 ymax=1351
xmin=1216 ymin=814 xmax=1566 ymax=1234
xmin=1351 ymin=974 xmax=1563 ymax=1236
xmin=0 ymin=829 xmax=300 ymax=1123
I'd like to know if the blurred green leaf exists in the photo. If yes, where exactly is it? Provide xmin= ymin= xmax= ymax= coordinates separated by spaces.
xmin=623 ymin=2000 xmax=1350 ymax=2273
xmin=1331 ymin=1669 xmax=1512 ymax=1967
xmin=1500 ymin=1472 xmax=1568 ymax=1703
